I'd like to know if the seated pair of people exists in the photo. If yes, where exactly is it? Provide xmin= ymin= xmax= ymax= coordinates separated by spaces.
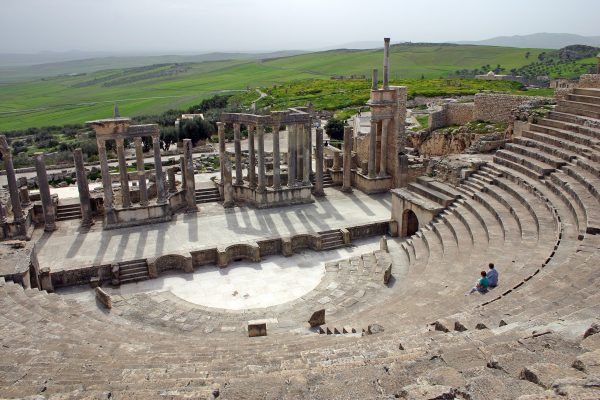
xmin=466 ymin=264 xmax=498 ymax=295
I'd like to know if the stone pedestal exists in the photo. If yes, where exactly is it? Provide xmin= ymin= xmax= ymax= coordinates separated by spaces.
xmin=34 ymin=153 xmax=56 ymax=232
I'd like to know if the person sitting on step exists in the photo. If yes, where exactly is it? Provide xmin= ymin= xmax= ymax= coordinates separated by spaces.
xmin=487 ymin=263 xmax=498 ymax=288
xmin=466 ymin=271 xmax=489 ymax=295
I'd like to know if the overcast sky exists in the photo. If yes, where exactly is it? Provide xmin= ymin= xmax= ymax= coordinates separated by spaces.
xmin=1 ymin=0 xmax=599 ymax=54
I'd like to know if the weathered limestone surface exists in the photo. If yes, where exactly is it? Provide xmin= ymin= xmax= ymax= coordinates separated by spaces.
xmin=34 ymin=153 xmax=55 ymax=232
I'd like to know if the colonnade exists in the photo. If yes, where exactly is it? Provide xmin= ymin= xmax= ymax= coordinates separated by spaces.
xmin=217 ymin=121 xmax=323 ymax=191
xmin=96 ymin=132 xmax=166 ymax=212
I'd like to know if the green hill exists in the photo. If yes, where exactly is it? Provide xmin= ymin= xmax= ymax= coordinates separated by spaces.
xmin=0 ymin=44 xmax=548 ymax=131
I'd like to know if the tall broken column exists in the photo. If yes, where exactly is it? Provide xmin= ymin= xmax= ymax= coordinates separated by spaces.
xmin=73 ymin=148 xmax=93 ymax=226
xmin=296 ymin=124 xmax=304 ymax=181
xmin=383 ymin=38 xmax=390 ymax=89
xmin=183 ymin=139 xmax=196 ymax=211
xmin=97 ymin=139 xmax=114 ymax=215
xmin=372 ymin=68 xmax=378 ymax=90
xmin=34 ymin=153 xmax=56 ymax=232
xmin=0 ymin=136 xmax=24 ymax=223
xmin=313 ymin=128 xmax=325 ymax=196
xmin=341 ymin=126 xmax=353 ymax=193
xmin=167 ymin=168 xmax=177 ymax=193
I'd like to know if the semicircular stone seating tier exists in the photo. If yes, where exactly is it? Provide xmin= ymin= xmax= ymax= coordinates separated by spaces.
xmin=2 ymin=87 xmax=600 ymax=398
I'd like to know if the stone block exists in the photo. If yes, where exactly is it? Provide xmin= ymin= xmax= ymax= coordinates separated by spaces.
xmin=39 ymin=267 xmax=53 ymax=293
xmin=281 ymin=237 xmax=293 ymax=257
xmin=367 ymin=324 xmax=384 ymax=335
xmin=89 ymin=276 xmax=100 ymax=288
xmin=95 ymin=287 xmax=112 ymax=309
xmin=247 ymin=322 xmax=267 ymax=337
xmin=308 ymin=309 xmax=325 ymax=327
xmin=383 ymin=262 xmax=392 ymax=285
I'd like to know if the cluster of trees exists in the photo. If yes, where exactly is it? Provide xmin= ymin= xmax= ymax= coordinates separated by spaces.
xmin=324 ymin=118 xmax=346 ymax=141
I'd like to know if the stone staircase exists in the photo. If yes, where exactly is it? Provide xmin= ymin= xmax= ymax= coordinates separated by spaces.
xmin=310 ymin=170 xmax=336 ymax=188
xmin=319 ymin=229 xmax=345 ymax=250
xmin=117 ymin=259 xmax=150 ymax=285
xmin=195 ymin=187 xmax=221 ymax=204
xmin=55 ymin=202 xmax=82 ymax=221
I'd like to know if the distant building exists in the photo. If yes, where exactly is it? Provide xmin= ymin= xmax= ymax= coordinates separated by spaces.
xmin=549 ymin=78 xmax=577 ymax=89
xmin=475 ymin=71 xmax=524 ymax=83
xmin=175 ymin=113 xmax=204 ymax=130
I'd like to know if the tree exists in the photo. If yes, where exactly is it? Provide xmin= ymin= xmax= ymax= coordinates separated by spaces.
xmin=160 ymin=126 xmax=178 ymax=151
xmin=525 ymin=51 xmax=531 ymax=59
xmin=324 ymin=118 xmax=346 ymax=141
xmin=179 ymin=118 xmax=215 ymax=145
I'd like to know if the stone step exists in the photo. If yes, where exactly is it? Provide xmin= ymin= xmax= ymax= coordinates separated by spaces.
xmin=556 ymin=101 xmax=600 ymax=120
xmin=416 ymin=176 xmax=462 ymax=199
xmin=542 ymin=113 xmax=600 ymax=142
xmin=559 ymin=99 xmax=600 ymax=114
xmin=494 ymin=149 xmax=554 ymax=177
xmin=530 ymin=122 xmax=600 ymax=147
xmin=573 ymin=87 xmax=600 ymax=98
xmin=504 ymin=143 xmax=567 ymax=169
xmin=407 ymin=182 xmax=454 ymax=207
xmin=513 ymin=137 xmax=578 ymax=163
xmin=522 ymin=129 xmax=594 ymax=159
xmin=568 ymin=93 xmax=600 ymax=106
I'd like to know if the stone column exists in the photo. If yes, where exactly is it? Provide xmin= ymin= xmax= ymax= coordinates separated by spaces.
xmin=372 ymin=68 xmax=379 ymax=90
xmin=0 ymin=140 xmax=24 ymax=222
xmin=341 ymin=126 xmax=353 ymax=193
xmin=383 ymin=38 xmax=390 ymax=90
xmin=97 ymin=139 xmax=114 ymax=212
xmin=272 ymin=123 xmax=281 ymax=189
xmin=308 ymin=123 xmax=313 ymax=175
xmin=115 ymin=138 xmax=130 ymax=208
xmin=183 ymin=139 xmax=196 ymax=210
xmin=332 ymin=151 xmax=341 ymax=171
xmin=597 ymin=54 xmax=600 ymax=74
xmin=256 ymin=125 xmax=266 ymax=193
xmin=288 ymin=125 xmax=297 ymax=188
xmin=302 ymin=124 xmax=311 ymax=186
xmin=223 ymin=156 xmax=234 ymax=208
xmin=313 ymin=128 xmax=325 ymax=196
xmin=233 ymin=123 xmax=243 ymax=185
xmin=247 ymin=125 xmax=256 ymax=189
xmin=34 ymin=153 xmax=56 ymax=231
xmin=179 ymin=156 xmax=186 ymax=188
xmin=73 ymin=148 xmax=93 ymax=226
xmin=217 ymin=122 xmax=226 ymax=181
xmin=296 ymin=124 xmax=304 ymax=181
xmin=152 ymin=135 xmax=167 ymax=204
xmin=368 ymin=120 xmax=377 ymax=178
xmin=379 ymin=119 xmax=389 ymax=177
xmin=134 ymin=137 xmax=148 ymax=206
xmin=167 ymin=168 xmax=177 ymax=193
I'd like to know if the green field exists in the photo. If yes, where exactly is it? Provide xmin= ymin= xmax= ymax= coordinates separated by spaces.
xmin=0 ymin=43 xmax=549 ymax=131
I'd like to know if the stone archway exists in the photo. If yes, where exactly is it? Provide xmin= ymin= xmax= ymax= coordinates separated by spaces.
xmin=402 ymin=209 xmax=419 ymax=237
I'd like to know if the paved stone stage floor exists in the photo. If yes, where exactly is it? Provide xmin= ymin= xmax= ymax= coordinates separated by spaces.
xmin=57 ymin=238 xmax=384 ymax=310
xmin=35 ymin=187 xmax=392 ymax=272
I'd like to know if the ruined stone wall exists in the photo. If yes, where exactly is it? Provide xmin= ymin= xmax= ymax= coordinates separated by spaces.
xmin=578 ymin=74 xmax=600 ymax=88
xmin=428 ymin=103 xmax=474 ymax=131
xmin=354 ymin=134 xmax=370 ymax=167
xmin=473 ymin=93 xmax=547 ymax=123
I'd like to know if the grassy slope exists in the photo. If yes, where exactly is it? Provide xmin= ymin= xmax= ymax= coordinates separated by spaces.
xmin=0 ymin=44 xmax=548 ymax=131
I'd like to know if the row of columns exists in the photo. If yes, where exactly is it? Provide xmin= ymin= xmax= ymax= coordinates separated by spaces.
xmin=218 ymin=122 xmax=325 ymax=197
xmin=368 ymin=119 xmax=392 ymax=178
xmin=97 ymin=134 xmax=166 ymax=212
